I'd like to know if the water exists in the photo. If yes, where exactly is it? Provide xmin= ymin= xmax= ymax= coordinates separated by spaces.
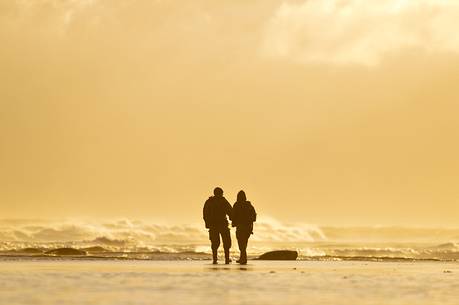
xmin=1 ymin=219 xmax=458 ymax=261
xmin=1 ymin=219 xmax=458 ymax=305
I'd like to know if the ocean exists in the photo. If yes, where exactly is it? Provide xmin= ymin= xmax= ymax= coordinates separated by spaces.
xmin=1 ymin=219 xmax=458 ymax=305
xmin=0 ymin=218 xmax=458 ymax=261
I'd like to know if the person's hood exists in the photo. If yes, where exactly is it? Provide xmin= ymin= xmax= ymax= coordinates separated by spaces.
xmin=235 ymin=200 xmax=251 ymax=206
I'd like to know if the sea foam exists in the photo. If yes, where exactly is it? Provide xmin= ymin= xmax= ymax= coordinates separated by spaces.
xmin=0 ymin=218 xmax=458 ymax=261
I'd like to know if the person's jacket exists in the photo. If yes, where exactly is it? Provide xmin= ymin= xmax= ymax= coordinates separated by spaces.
xmin=231 ymin=201 xmax=257 ymax=233
xmin=203 ymin=196 xmax=232 ymax=229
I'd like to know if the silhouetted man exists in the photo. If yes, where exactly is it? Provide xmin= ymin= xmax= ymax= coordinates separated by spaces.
xmin=232 ymin=190 xmax=257 ymax=264
xmin=203 ymin=187 xmax=232 ymax=264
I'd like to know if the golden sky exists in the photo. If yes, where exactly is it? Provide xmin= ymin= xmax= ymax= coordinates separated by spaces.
xmin=1 ymin=0 xmax=458 ymax=226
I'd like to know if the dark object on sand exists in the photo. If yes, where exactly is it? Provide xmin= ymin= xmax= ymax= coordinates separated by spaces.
xmin=15 ymin=248 xmax=43 ymax=254
xmin=45 ymin=248 xmax=87 ymax=256
xmin=257 ymin=250 xmax=298 ymax=260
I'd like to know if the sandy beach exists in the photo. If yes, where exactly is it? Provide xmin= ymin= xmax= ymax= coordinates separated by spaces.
xmin=0 ymin=260 xmax=457 ymax=305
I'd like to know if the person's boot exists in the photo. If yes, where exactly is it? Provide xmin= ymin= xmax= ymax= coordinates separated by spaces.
xmin=236 ymin=252 xmax=242 ymax=263
xmin=212 ymin=249 xmax=218 ymax=264
xmin=224 ymin=249 xmax=231 ymax=264
xmin=239 ymin=251 xmax=247 ymax=265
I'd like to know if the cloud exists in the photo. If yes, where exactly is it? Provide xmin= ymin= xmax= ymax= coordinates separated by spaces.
xmin=261 ymin=0 xmax=459 ymax=65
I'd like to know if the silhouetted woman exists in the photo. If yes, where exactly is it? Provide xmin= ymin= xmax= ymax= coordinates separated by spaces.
xmin=232 ymin=190 xmax=257 ymax=264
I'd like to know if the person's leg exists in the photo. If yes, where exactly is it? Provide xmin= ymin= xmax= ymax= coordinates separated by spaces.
xmin=209 ymin=229 xmax=220 ymax=264
xmin=221 ymin=228 xmax=232 ymax=264
xmin=237 ymin=231 xmax=249 ymax=264
xmin=240 ymin=234 xmax=249 ymax=264
xmin=236 ymin=230 xmax=244 ymax=263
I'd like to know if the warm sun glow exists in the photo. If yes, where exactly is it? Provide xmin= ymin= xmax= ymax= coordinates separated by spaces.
xmin=1 ymin=0 xmax=458 ymax=226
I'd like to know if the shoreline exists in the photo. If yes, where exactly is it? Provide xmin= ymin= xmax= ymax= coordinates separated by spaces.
xmin=0 ymin=254 xmax=456 ymax=263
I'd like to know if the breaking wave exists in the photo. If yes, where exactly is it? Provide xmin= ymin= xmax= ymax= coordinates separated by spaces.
xmin=0 ymin=217 xmax=324 ymax=252
xmin=0 ymin=219 xmax=458 ymax=262
xmin=297 ymin=243 xmax=459 ymax=262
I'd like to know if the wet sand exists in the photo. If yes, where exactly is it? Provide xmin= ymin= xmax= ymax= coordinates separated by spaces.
xmin=0 ymin=260 xmax=458 ymax=305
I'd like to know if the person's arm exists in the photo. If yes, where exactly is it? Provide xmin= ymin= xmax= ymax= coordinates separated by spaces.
xmin=203 ymin=201 xmax=210 ymax=228
xmin=224 ymin=198 xmax=233 ymax=221
xmin=231 ymin=203 xmax=238 ymax=227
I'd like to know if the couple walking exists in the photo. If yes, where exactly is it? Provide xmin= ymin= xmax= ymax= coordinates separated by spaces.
xmin=203 ymin=187 xmax=257 ymax=265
